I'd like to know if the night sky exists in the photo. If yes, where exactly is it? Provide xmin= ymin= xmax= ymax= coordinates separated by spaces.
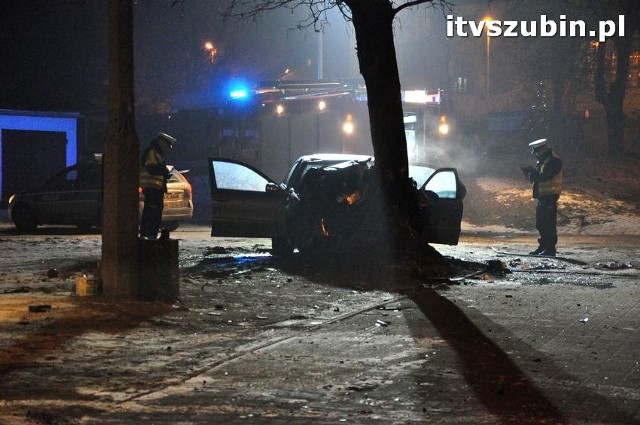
xmin=0 ymin=1 xmax=108 ymax=111
xmin=0 ymin=0 xmax=454 ymax=159
xmin=0 ymin=1 xmax=359 ymax=114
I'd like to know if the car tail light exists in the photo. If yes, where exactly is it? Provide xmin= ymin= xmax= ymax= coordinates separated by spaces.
xmin=184 ymin=180 xmax=192 ymax=200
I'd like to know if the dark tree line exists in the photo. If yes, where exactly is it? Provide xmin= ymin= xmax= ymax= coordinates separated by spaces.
xmin=505 ymin=0 xmax=640 ymax=154
xmin=592 ymin=0 xmax=640 ymax=154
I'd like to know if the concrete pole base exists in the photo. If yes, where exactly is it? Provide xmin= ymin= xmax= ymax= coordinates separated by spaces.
xmin=138 ymin=239 xmax=179 ymax=303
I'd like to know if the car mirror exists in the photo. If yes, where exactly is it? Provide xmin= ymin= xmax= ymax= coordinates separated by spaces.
xmin=265 ymin=182 xmax=280 ymax=193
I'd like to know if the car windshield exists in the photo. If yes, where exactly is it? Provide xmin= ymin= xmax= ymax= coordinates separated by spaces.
xmin=286 ymin=158 xmax=373 ymax=188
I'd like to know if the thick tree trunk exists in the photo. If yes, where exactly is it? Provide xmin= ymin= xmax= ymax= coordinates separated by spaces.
xmin=347 ymin=0 xmax=413 ymax=257
xmin=604 ymin=99 xmax=625 ymax=154
xmin=596 ymin=43 xmax=627 ymax=155
xmin=594 ymin=11 xmax=636 ymax=156
xmin=101 ymin=0 xmax=140 ymax=299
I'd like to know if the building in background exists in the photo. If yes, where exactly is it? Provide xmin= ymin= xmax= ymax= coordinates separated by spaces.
xmin=0 ymin=110 xmax=85 ymax=204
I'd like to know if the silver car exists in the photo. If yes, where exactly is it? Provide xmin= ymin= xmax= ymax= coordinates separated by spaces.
xmin=208 ymin=153 xmax=465 ymax=256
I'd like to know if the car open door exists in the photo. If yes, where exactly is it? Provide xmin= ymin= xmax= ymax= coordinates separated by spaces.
xmin=209 ymin=158 xmax=285 ymax=238
xmin=419 ymin=168 xmax=465 ymax=245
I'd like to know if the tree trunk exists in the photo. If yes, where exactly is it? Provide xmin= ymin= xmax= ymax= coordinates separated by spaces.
xmin=347 ymin=0 xmax=413 ymax=257
xmin=594 ymin=3 xmax=638 ymax=156
xmin=101 ymin=0 xmax=140 ymax=299
xmin=604 ymin=99 xmax=625 ymax=153
xmin=595 ymin=38 xmax=628 ymax=155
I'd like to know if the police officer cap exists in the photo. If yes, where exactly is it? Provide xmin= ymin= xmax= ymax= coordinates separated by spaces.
xmin=528 ymin=138 xmax=548 ymax=151
xmin=156 ymin=132 xmax=176 ymax=147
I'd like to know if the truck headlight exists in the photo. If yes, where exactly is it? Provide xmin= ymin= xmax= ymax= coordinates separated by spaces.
xmin=438 ymin=122 xmax=450 ymax=136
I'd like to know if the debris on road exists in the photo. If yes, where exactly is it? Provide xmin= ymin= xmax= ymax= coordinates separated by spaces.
xmin=491 ymin=247 xmax=588 ymax=265
xmin=28 ymin=304 xmax=51 ymax=313
xmin=487 ymin=259 xmax=510 ymax=274
xmin=595 ymin=261 xmax=633 ymax=270
xmin=206 ymin=246 xmax=229 ymax=255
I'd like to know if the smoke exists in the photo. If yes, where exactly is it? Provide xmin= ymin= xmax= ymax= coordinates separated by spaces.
xmin=411 ymin=134 xmax=483 ymax=179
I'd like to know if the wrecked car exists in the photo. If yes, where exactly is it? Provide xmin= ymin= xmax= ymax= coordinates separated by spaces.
xmin=208 ymin=153 xmax=465 ymax=256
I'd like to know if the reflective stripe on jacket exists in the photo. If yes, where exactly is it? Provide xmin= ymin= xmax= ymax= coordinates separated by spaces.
xmin=538 ymin=169 xmax=563 ymax=196
xmin=533 ymin=154 xmax=563 ymax=198
xmin=140 ymin=147 xmax=166 ymax=190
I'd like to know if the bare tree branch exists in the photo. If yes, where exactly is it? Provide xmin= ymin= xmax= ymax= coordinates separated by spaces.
xmin=221 ymin=0 xmax=452 ymax=30
xmin=222 ymin=0 xmax=340 ymax=31
xmin=392 ymin=0 xmax=433 ymax=16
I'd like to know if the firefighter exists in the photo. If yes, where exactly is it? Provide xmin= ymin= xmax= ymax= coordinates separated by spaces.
xmin=139 ymin=132 xmax=176 ymax=240
xmin=521 ymin=138 xmax=563 ymax=256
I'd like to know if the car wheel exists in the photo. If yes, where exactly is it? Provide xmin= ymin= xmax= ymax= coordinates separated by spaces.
xmin=76 ymin=208 xmax=101 ymax=233
xmin=76 ymin=223 xmax=93 ymax=232
xmin=271 ymin=236 xmax=293 ymax=258
xmin=76 ymin=223 xmax=100 ymax=234
xmin=94 ymin=207 xmax=103 ymax=229
xmin=162 ymin=221 xmax=179 ymax=232
xmin=12 ymin=204 xmax=37 ymax=233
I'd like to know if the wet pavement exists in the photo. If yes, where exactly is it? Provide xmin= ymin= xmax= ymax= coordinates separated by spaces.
xmin=0 ymin=222 xmax=639 ymax=424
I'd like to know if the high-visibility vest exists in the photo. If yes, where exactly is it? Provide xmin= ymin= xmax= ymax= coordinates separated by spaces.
xmin=537 ymin=157 xmax=563 ymax=197
xmin=139 ymin=148 xmax=165 ymax=190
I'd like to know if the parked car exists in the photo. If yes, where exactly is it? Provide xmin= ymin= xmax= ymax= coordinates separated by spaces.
xmin=208 ymin=153 xmax=465 ymax=256
xmin=8 ymin=155 xmax=193 ymax=232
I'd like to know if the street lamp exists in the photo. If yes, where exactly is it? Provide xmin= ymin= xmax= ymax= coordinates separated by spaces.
xmin=204 ymin=41 xmax=217 ymax=64
xmin=482 ymin=16 xmax=492 ymax=93
xmin=342 ymin=114 xmax=354 ymax=135
xmin=278 ymin=68 xmax=291 ymax=81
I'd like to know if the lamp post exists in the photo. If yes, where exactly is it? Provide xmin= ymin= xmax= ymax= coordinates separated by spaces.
xmin=482 ymin=16 xmax=492 ymax=93
xmin=317 ymin=28 xmax=324 ymax=80
xmin=317 ymin=0 xmax=328 ymax=80
xmin=204 ymin=41 xmax=217 ymax=64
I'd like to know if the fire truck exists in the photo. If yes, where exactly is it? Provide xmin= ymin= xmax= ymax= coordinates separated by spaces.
xmin=169 ymin=79 xmax=450 ymax=181
xmin=402 ymin=89 xmax=453 ymax=163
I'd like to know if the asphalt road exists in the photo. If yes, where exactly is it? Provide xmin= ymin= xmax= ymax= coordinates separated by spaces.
xmin=1 ymin=220 xmax=639 ymax=424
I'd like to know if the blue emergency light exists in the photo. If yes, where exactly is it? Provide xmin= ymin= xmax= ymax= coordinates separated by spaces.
xmin=227 ymin=78 xmax=252 ymax=100
xmin=229 ymin=88 xmax=249 ymax=100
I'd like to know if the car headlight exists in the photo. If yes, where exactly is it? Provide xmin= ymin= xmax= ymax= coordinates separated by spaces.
xmin=438 ymin=122 xmax=450 ymax=136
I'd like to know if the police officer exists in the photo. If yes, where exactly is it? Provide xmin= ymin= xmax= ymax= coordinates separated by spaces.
xmin=139 ymin=132 xmax=176 ymax=239
xmin=522 ymin=138 xmax=563 ymax=256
